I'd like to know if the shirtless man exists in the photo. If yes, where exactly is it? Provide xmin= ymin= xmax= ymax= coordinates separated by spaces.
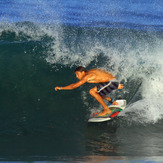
xmin=55 ymin=66 xmax=124 ymax=117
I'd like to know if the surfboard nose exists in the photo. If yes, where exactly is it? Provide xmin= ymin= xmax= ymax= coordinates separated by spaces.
xmin=116 ymin=99 xmax=126 ymax=107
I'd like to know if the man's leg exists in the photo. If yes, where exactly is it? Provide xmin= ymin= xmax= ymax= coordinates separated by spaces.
xmin=89 ymin=87 xmax=111 ymax=116
xmin=102 ymin=96 xmax=112 ymax=101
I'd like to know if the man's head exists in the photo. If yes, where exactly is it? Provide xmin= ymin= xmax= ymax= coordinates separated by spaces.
xmin=75 ymin=66 xmax=87 ymax=80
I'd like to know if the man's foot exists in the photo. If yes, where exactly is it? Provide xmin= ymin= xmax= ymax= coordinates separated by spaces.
xmin=112 ymin=101 xmax=119 ymax=105
xmin=108 ymin=99 xmax=119 ymax=106
xmin=98 ymin=109 xmax=111 ymax=116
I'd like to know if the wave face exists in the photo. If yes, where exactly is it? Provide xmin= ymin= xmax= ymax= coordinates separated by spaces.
xmin=0 ymin=0 xmax=163 ymax=161
xmin=0 ymin=22 xmax=163 ymax=158
xmin=1 ymin=22 xmax=163 ymax=124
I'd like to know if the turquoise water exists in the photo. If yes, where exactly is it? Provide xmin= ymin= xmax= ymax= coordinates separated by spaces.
xmin=0 ymin=0 xmax=163 ymax=162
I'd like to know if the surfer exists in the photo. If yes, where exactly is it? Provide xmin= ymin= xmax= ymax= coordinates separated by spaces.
xmin=55 ymin=66 xmax=124 ymax=117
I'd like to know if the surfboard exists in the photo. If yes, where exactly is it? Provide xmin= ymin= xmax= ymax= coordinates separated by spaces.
xmin=88 ymin=99 xmax=126 ymax=123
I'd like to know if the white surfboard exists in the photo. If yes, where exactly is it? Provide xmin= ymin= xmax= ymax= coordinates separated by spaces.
xmin=88 ymin=99 xmax=126 ymax=123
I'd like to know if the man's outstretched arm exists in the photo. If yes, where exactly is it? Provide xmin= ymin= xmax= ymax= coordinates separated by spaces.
xmin=55 ymin=77 xmax=87 ymax=91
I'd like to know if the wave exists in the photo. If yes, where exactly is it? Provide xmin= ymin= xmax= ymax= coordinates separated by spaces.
xmin=0 ymin=21 xmax=163 ymax=125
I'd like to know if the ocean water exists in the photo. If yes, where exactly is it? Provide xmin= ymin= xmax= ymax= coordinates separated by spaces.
xmin=0 ymin=0 xmax=163 ymax=162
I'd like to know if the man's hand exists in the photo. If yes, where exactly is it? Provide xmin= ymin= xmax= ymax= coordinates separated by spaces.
xmin=118 ymin=84 xmax=124 ymax=89
xmin=55 ymin=86 xmax=62 ymax=91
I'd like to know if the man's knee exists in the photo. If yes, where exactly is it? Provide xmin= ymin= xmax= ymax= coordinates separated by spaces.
xmin=89 ymin=87 xmax=97 ymax=95
xmin=89 ymin=89 xmax=94 ymax=95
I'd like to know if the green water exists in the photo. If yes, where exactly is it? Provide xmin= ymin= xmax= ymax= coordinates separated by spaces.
xmin=0 ymin=23 xmax=163 ymax=161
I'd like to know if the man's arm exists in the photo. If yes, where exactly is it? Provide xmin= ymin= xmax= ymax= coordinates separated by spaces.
xmin=55 ymin=77 xmax=88 ymax=91
xmin=118 ymin=84 xmax=124 ymax=89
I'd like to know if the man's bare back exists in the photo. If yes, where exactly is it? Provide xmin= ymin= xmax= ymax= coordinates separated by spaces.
xmin=85 ymin=69 xmax=116 ymax=83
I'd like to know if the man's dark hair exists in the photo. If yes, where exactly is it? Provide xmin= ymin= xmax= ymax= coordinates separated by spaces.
xmin=75 ymin=66 xmax=87 ymax=73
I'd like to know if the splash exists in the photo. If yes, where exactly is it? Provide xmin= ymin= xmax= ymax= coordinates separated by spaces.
xmin=0 ymin=21 xmax=163 ymax=124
